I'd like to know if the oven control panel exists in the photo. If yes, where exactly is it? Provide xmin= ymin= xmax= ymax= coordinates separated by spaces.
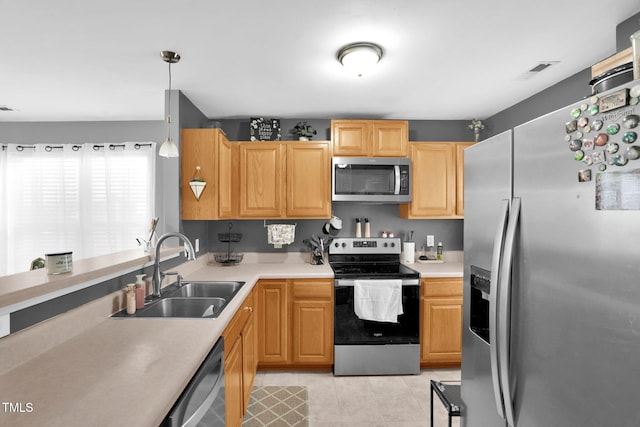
xmin=329 ymin=238 xmax=401 ymax=255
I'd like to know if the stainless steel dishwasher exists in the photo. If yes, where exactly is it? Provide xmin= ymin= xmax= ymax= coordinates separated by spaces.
xmin=163 ymin=337 xmax=225 ymax=427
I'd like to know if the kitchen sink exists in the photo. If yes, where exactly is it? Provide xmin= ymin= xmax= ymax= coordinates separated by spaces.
xmin=135 ymin=297 xmax=227 ymax=318
xmin=170 ymin=281 xmax=245 ymax=298
xmin=112 ymin=281 xmax=245 ymax=318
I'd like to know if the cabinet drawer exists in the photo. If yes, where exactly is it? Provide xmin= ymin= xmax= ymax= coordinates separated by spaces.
xmin=422 ymin=278 xmax=462 ymax=297
xmin=292 ymin=279 xmax=333 ymax=299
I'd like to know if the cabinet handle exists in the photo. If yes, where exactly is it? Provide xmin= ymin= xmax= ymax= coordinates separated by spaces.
xmin=245 ymin=306 xmax=253 ymax=312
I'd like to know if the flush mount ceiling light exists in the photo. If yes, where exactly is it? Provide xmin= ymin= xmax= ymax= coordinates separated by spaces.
xmin=159 ymin=50 xmax=181 ymax=158
xmin=337 ymin=42 xmax=383 ymax=77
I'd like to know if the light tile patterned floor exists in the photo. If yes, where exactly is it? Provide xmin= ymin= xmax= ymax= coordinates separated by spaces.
xmin=253 ymin=369 xmax=461 ymax=427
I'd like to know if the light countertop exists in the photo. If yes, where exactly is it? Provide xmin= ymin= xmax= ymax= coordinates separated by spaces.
xmin=0 ymin=252 xmax=461 ymax=426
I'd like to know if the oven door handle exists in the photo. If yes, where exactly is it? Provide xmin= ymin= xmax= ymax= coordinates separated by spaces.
xmin=335 ymin=278 xmax=420 ymax=287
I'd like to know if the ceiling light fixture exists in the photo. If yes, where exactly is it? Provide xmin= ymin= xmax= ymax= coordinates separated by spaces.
xmin=159 ymin=50 xmax=181 ymax=158
xmin=337 ymin=42 xmax=383 ymax=77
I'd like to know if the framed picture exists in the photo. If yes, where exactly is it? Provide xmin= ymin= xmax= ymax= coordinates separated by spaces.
xmin=250 ymin=118 xmax=281 ymax=141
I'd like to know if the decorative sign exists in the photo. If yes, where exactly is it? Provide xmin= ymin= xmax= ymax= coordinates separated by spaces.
xmin=250 ymin=118 xmax=281 ymax=141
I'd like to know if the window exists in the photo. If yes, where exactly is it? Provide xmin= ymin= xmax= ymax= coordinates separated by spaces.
xmin=0 ymin=142 xmax=156 ymax=276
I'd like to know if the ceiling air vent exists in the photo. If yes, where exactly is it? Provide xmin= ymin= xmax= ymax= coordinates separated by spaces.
xmin=528 ymin=62 xmax=559 ymax=73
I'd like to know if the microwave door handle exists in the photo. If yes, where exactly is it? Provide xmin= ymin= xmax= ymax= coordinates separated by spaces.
xmin=394 ymin=165 xmax=400 ymax=195
xmin=490 ymin=198 xmax=509 ymax=420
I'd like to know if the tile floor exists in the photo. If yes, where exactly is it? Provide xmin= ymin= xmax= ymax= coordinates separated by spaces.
xmin=253 ymin=368 xmax=461 ymax=427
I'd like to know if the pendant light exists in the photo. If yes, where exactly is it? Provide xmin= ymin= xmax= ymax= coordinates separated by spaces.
xmin=337 ymin=42 xmax=383 ymax=77
xmin=159 ymin=50 xmax=181 ymax=158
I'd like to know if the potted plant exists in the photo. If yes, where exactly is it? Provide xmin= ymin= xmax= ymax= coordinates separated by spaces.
xmin=291 ymin=121 xmax=317 ymax=141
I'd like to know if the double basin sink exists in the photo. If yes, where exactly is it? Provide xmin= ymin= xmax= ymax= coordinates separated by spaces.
xmin=113 ymin=281 xmax=245 ymax=319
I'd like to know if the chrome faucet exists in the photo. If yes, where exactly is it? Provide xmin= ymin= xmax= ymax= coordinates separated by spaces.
xmin=151 ymin=232 xmax=196 ymax=298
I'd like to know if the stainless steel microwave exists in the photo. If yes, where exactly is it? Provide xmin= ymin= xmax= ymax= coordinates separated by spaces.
xmin=332 ymin=157 xmax=411 ymax=203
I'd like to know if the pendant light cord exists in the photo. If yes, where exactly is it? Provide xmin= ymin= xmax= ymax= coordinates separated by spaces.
xmin=166 ymin=61 xmax=172 ymax=141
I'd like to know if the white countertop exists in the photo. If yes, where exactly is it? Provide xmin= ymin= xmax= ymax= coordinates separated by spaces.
xmin=0 ymin=251 xmax=461 ymax=426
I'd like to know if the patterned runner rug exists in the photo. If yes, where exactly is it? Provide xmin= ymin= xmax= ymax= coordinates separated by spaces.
xmin=242 ymin=386 xmax=309 ymax=427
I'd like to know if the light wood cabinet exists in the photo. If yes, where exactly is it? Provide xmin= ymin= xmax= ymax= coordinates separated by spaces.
xmin=291 ymin=279 xmax=333 ymax=366
xmin=331 ymin=119 xmax=408 ymax=157
xmin=223 ymin=289 xmax=257 ymax=426
xmin=420 ymin=278 xmax=463 ymax=368
xmin=455 ymin=142 xmax=474 ymax=216
xmin=256 ymin=279 xmax=289 ymax=364
xmin=400 ymin=141 xmax=473 ymax=219
xmin=285 ymin=142 xmax=332 ymax=218
xmin=238 ymin=141 xmax=331 ymax=219
xmin=181 ymin=128 xmax=236 ymax=220
xmin=238 ymin=142 xmax=285 ymax=218
xmin=257 ymin=278 xmax=333 ymax=369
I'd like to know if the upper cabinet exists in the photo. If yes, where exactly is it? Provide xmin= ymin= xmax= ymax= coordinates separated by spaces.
xmin=238 ymin=141 xmax=331 ymax=219
xmin=400 ymin=141 xmax=473 ymax=219
xmin=182 ymin=133 xmax=331 ymax=220
xmin=238 ymin=142 xmax=286 ymax=218
xmin=181 ymin=128 xmax=238 ymax=220
xmin=331 ymin=120 xmax=408 ymax=157
xmin=285 ymin=142 xmax=332 ymax=218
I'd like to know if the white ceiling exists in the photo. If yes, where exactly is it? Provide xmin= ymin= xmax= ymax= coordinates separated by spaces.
xmin=2 ymin=0 xmax=640 ymax=122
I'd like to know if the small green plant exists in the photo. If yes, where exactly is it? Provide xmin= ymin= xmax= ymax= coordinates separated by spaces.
xmin=291 ymin=121 xmax=317 ymax=139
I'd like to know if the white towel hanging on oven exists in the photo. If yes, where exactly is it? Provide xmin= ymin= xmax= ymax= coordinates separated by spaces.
xmin=267 ymin=224 xmax=296 ymax=248
xmin=353 ymin=279 xmax=403 ymax=323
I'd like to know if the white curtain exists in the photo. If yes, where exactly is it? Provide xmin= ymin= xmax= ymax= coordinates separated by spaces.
xmin=0 ymin=142 xmax=156 ymax=276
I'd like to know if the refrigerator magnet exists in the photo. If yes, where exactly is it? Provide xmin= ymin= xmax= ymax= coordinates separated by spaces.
xmin=578 ymin=169 xmax=592 ymax=182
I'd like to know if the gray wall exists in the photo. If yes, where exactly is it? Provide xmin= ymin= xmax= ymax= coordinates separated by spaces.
xmin=212 ymin=118 xmax=471 ymax=142
xmin=485 ymin=10 xmax=640 ymax=137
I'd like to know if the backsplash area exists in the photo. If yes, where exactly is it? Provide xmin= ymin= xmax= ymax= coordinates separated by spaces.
xmin=207 ymin=203 xmax=463 ymax=254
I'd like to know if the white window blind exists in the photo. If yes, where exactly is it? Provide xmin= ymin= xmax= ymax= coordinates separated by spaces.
xmin=0 ymin=142 xmax=156 ymax=276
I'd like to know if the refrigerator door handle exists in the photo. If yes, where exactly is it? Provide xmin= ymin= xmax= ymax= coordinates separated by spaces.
xmin=498 ymin=197 xmax=521 ymax=427
xmin=489 ymin=198 xmax=510 ymax=419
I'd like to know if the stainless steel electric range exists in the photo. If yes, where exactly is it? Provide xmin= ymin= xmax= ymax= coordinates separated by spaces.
xmin=329 ymin=237 xmax=421 ymax=376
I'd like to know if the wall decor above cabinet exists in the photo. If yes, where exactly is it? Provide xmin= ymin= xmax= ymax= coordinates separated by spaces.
xmin=250 ymin=118 xmax=281 ymax=141
xmin=331 ymin=119 xmax=408 ymax=157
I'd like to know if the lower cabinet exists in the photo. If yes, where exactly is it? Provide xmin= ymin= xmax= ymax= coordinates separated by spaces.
xmin=222 ymin=289 xmax=257 ymax=427
xmin=257 ymin=278 xmax=333 ymax=369
xmin=420 ymin=277 xmax=463 ymax=367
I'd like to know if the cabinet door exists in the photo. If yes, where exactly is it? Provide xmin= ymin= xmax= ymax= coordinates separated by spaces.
xmin=292 ymin=300 xmax=333 ymax=365
xmin=218 ymin=137 xmax=238 ymax=218
xmin=403 ymin=143 xmax=456 ymax=217
xmin=181 ymin=129 xmax=218 ymax=220
xmin=371 ymin=120 xmax=408 ymax=157
xmin=455 ymin=142 xmax=474 ymax=217
xmin=331 ymin=120 xmax=369 ymax=156
xmin=421 ymin=296 xmax=463 ymax=366
xmin=224 ymin=337 xmax=244 ymax=427
xmin=257 ymin=280 xmax=289 ymax=365
xmin=286 ymin=142 xmax=331 ymax=218
xmin=239 ymin=143 xmax=285 ymax=218
xmin=242 ymin=311 xmax=256 ymax=412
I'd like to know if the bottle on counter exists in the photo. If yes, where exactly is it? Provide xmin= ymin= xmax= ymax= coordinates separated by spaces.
xmin=135 ymin=274 xmax=146 ymax=309
xmin=126 ymin=284 xmax=136 ymax=315
xmin=437 ymin=242 xmax=443 ymax=261
xmin=364 ymin=218 xmax=371 ymax=238
xmin=355 ymin=218 xmax=362 ymax=238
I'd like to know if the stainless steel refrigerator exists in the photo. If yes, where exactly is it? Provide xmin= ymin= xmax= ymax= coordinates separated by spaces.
xmin=461 ymin=80 xmax=640 ymax=427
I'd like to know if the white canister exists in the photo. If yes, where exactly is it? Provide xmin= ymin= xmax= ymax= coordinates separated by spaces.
xmin=45 ymin=252 xmax=73 ymax=275
xmin=402 ymin=242 xmax=415 ymax=264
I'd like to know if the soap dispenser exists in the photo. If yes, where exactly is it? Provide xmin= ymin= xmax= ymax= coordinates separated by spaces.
xmin=126 ymin=284 xmax=136 ymax=315
xmin=135 ymin=274 xmax=146 ymax=309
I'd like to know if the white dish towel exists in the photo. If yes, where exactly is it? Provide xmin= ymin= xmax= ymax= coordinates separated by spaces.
xmin=354 ymin=279 xmax=403 ymax=323
xmin=267 ymin=224 xmax=296 ymax=248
